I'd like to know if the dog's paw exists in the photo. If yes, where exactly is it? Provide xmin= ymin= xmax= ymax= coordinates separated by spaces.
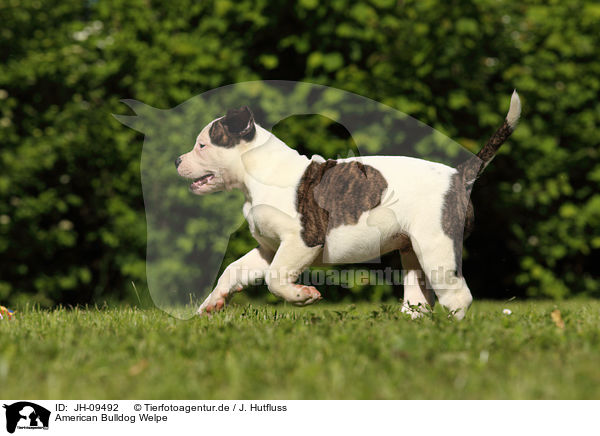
xmin=292 ymin=285 xmax=322 ymax=306
xmin=197 ymin=292 xmax=228 ymax=317
xmin=196 ymin=284 xmax=245 ymax=317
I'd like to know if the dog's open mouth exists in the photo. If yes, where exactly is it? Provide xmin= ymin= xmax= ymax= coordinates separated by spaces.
xmin=190 ymin=173 xmax=215 ymax=189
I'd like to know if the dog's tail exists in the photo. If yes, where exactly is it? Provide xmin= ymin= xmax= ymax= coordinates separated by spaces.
xmin=458 ymin=90 xmax=521 ymax=184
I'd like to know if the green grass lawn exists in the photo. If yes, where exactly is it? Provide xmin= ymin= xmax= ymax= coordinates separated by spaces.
xmin=1 ymin=300 xmax=599 ymax=399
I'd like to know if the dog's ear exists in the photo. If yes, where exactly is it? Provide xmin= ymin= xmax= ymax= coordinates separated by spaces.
xmin=210 ymin=106 xmax=256 ymax=147
xmin=223 ymin=106 xmax=254 ymax=137
xmin=209 ymin=118 xmax=233 ymax=147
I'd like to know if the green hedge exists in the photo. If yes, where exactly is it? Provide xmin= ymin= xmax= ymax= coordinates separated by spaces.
xmin=0 ymin=0 xmax=598 ymax=307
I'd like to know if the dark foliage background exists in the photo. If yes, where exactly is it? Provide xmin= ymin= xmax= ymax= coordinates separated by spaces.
xmin=1 ymin=0 xmax=598 ymax=307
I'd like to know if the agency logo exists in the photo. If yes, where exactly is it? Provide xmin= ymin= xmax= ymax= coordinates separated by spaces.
xmin=2 ymin=402 xmax=50 ymax=434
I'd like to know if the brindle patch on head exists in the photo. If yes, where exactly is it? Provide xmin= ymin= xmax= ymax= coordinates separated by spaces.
xmin=441 ymin=172 xmax=474 ymax=276
xmin=296 ymin=160 xmax=388 ymax=247
xmin=209 ymin=106 xmax=256 ymax=148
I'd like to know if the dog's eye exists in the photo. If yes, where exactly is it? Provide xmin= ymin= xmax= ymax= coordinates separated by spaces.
xmin=198 ymin=143 xmax=208 ymax=150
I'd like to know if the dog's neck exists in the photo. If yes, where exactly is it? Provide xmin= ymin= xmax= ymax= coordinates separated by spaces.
xmin=238 ymin=125 xmax=311 ymax=202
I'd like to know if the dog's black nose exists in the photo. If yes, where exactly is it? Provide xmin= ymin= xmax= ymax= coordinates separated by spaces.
xmin=174 ymin=156 xmax=182 ymax=169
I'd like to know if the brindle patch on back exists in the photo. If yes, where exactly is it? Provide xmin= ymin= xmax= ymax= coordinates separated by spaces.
xmin=296 ymin=160 xmax=388 ymax=247
xmin=441 ymin=172 xmax=474 ymax=276
xmin=209 ymin=106 xmax=256 ymax=148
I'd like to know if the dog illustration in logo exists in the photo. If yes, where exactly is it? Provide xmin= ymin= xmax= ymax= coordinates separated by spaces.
xmin=3 ymin=402 xmax=50 ymax=434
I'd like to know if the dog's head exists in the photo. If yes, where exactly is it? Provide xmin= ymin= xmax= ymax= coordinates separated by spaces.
xmin=175 ymin=106 xmax=256 ymax=195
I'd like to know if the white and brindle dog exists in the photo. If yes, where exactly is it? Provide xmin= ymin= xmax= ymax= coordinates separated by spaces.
xmin=176 ymin=91 xmax=521 ymax=319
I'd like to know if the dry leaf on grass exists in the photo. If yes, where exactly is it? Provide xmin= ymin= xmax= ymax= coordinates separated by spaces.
xmin=128 ymin=359 xmax=149 ymax=376
xmin=551 ymin=309 xmax=565 ymax=329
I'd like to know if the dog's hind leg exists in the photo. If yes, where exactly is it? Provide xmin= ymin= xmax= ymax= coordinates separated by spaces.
xmin=410 ymin=232 xmax=473 ymax=320
xmin=265 ymin=237 xmax=323 ymax=306
xmin=197 ymin=246 xmax=274 ymax=315
xmin=400 ymin=249 xmax=435 ymax=319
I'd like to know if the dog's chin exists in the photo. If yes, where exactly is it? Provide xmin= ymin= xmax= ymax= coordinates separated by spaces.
xmin=189 ymin=173 xmax=219 ymax=195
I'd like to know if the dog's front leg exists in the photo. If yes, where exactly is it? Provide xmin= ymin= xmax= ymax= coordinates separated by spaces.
xmin=197 ymin=246 xmax=274 ymax=315
xmin=265 ymin=237 xmax=323 ymax=306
